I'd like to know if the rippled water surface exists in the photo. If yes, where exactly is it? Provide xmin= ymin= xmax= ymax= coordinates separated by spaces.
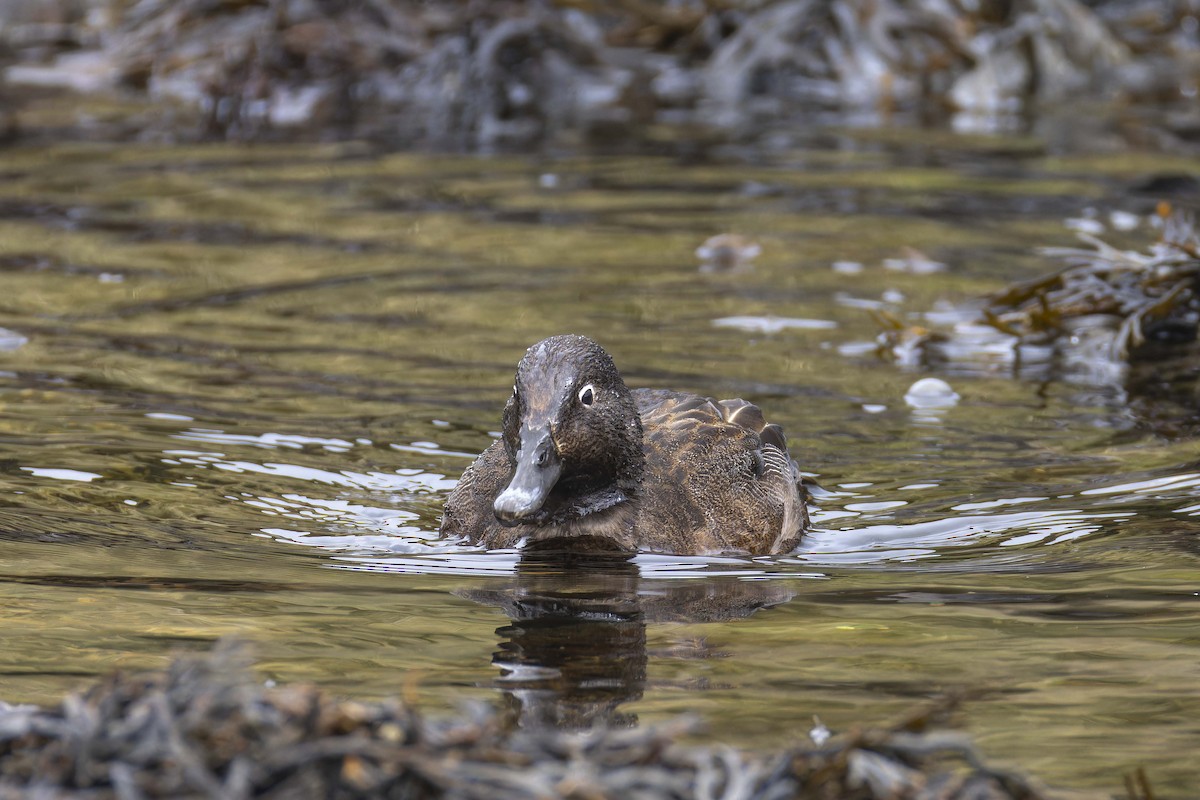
xmin=0 ymin=132 xmax=1197 ymax=795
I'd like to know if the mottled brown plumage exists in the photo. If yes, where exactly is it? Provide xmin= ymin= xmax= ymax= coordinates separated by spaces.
xmin=440 ymin=335 xmax=808 ymax=555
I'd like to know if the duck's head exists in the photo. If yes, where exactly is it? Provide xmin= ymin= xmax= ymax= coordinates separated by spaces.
xmin=494 ymin=335 xmax=643 ymax=526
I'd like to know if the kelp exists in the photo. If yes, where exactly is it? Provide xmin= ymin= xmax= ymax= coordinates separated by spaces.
xmin=983 ymin=207 xmax=1200 ymax=360
xmin=0 ymin=642 xmax=1048 ymax=799
xmin=873 ymin=208 xmax=1200 ymax=376
xmin=3 ymin=0 xmax=1200 ymax=146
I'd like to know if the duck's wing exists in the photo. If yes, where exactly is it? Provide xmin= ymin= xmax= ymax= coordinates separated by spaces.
xmin=633 ymin=389 xmax=807 ymax=555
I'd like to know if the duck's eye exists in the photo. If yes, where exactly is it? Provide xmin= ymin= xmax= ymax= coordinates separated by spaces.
xmin=578 ymin=384 xmax=595 ymax=406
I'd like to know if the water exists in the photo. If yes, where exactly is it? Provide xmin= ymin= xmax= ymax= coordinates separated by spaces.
xmin=0 ymin=133 xmax=1197 ymax=795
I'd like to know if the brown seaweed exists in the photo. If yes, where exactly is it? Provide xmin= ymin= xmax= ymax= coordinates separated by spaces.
xmin=981 ymin=208 xmax=1200 ymax=360
xmin=3 ymin=0 xmax=1200 ymax=147
xmin=872 ymin=209 xmax=1200 ymax=376
xmin=0 ymin=641 xmax=1051 ymax=799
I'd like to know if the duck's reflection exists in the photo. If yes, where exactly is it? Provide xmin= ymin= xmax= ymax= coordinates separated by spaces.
xmin=458 ymin=552 xmax=794 ymax=730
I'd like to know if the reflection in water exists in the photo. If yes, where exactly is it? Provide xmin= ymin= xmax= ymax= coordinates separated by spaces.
xmin=797 ymin=508 xmax=1132 ymax=563
xmin=459 ymin=553 xmax=794 ymax=730
xmin=160 ymin=426 xmax=464 ymax=554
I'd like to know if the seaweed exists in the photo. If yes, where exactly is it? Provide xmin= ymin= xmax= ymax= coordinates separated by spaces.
xmin=981 ymin=207 xmax=1200 ymax=361
xmin=872 ymin=208 xmax=1200 ymax=379
xmin=0 ymin=642 xmax=1049 ymax=799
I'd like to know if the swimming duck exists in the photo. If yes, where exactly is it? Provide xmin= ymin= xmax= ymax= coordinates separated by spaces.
xmin=440 ymin=335 xmax=808 ymax=554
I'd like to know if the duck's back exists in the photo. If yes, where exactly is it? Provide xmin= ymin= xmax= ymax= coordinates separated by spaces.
xmin=631 ymin=389 xmax=807 ymax=554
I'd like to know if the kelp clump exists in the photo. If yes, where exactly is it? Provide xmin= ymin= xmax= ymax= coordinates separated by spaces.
xmin=984 ymin=209 xmax=1200 ymax=361
xmin=0 ymin=642 xmax=1047 ymax=799
xmin=2 ymin=0 xmax=1200 ymax=146
xmin=874 ymin=209 xmax=1200 ymax=384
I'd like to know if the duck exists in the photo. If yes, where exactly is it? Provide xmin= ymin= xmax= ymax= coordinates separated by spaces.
xmin=440 ymin=335 xmax=808 ymax=555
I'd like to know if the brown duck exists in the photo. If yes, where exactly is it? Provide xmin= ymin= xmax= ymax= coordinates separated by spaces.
xmin=440 ymin=335 xmax=808 ymax=554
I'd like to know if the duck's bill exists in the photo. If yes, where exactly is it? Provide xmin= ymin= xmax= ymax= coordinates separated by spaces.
xmin=493 ymin=432 xmax=562 ymax=525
